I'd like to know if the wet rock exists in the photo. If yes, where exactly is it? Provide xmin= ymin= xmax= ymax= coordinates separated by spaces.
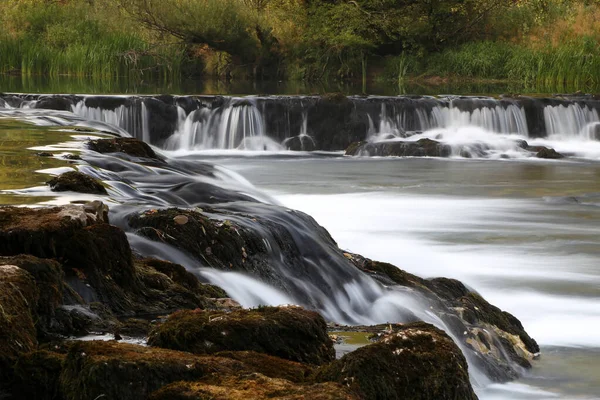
xmin=344 ymin=141 xmax=367 ymax=155
xmin=346 ymin=253 xmax=538 ymax=379
xmin=87 ymin=137 xmax=162 ymax=160
xmin=12 ymin=350 xmax=65 ymax=400
xmin=149 ymin=374 xmax=358 ymax=400
xmin=514 ymin=139 xmax=529 ymax=149
xmin=0 ymin=256 xmax=65 ymax=338
xmin=345 ymin=138 xmax=452 ymax=157
xmin=62 ymin=154 xmax=81 ymax=161
xmin=283 ymin=135 xmax=316 ymax=151
xmin=59 ymin=341 xmax=244 ymax=400
xmin=315 ymin=322 xmax=478 ymax=400
xmin=47 ymin=171 xmax=107 ymax=195
xmin=0 ymin=205 xmax=223 ymax=323
xmin=33 ymin=95 xmax=75 ymax=111
xmin=214 ymin=351 xmax=313 ymax=383
xmin=36 ymin=152 xmax=53 ymax=157
xmin=148 ymin=306 xmax=335 ymax=365
xmin=0 ymin=265 xmax=39 ymax=384
xmin=535 ymin=147 xmax=564 ymax=159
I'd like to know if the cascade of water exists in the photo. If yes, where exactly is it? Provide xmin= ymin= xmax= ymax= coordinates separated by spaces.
xmin=72 ymin=100 xmax=147 ymax=139
xmin=166 ymin=98 xmax=274 ymax=150
xmin=369 ymin=100 xmax=529 ymax=143
xmin=544 ymin=103 xmax=600 ymax=139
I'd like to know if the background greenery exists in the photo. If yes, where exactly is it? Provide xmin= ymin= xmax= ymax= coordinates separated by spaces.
xmin=0 ymin=0 xmax=599 ymax=89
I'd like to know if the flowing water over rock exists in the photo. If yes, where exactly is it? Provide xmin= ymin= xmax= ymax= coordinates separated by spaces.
xmin=1 ymin=94 xmax=599 ymax=399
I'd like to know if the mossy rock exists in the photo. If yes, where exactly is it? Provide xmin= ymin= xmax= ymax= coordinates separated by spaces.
xmin=215 ymin=351 xmax=313 ymax=383
xmin=321 ymin=92 xmax=348 ymax=103
xmin=59 ymin=341 xmax=245 ymax=400
xmin=87 ymin=137 xmax=162 ymax=161
xmin=47 ymin=171 xmax=107 ymax=195
xmin=0 ymin=265 xmax=39 ymax=385
xmin=535 ymin=147 xmax=564 ymax=159
xmin=346 ymin=138 xmax=452 ymax=157
xmin=0 ymin=205 xmax=107 ymax=258
xmin=148 ymin=306 xmax=335 ymax=365
xmin=13 ymin=350 xmax=65 ymax=400
xmin=315 ymin=322 xmax=478 ymax=400
xmin=149 ymin=373 xmax=358 ymax=400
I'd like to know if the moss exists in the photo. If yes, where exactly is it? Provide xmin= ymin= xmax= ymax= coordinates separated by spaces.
xmin=315 ymin=322 xmax=478 ymax=400
xmin=149 ymin=374 xmax=358 ymax=400
xmin=0 ymin=255 xmax=64 ymax=337
xmin=0 ymin=265 xmax=39 ymax=385
xmin=87 ymin=137 xmax=162 ymax=161
xmin=215 ymin=351 xmax=313 ymax=383
xmin=148 ymin=306 xmax=335 ymax=365
xmin=13 ymin=350 xmax=65 ymax=400
xmin=47 ymin=171 xmax=107 ymax=195
xmin=59 ymin=341 xmax=245 ymax=400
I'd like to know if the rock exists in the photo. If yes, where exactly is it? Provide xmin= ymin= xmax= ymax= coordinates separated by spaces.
xmin=0 ymin=265 xmax=39 ymax=385
xmin=58 ymin=341 xmax=244 ymax=400
xmin=535 ymin=147 xmax=564 ymax=159
xmin=345 ymin=138 xmax=452 ymax=157
xmin=173 ymin=214 xmax=189 ymax=225
xmin=148 ymin=306 xmax=335 ymax=365
xmin=46 ymin=171 xmax=107 ymax=195
xmin=0 ymin=205 xmax=224 ymax=327
xmin=315 ymin=322 xmax=478 ymax=400
xmin=214 ymin=351 xmax=313 ymax=383
xmin=12 ymin=350 xmax=65 ymax=400
xmin=514 ymin=139 xmax=529 ymax=149
xmin=149 ymin=374 xmax=358 ymax=400
xmin=0 ymin=256 xmax=65 ymax=338
xmin=87 ymin=137 xmax=162 ymax=160
xmin=283 ymin=135 xmax=316 ymax=151
xmin=346 ymin=253 xmax=539 ymax=378
xmin=36 ymin=152 xmax=53 ymax=157
xmin=344 ymin=141 xmax=367 ymax=155
xmin=33 ymin=96 xmax=75 ymax=111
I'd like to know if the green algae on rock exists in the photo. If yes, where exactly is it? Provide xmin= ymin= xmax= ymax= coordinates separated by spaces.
xmin=148 ymin=306 xmax=335 ymax=365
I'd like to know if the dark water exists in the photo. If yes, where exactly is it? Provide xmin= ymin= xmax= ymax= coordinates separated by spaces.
xmin=0 ymin=74 xmax=576 ymax=96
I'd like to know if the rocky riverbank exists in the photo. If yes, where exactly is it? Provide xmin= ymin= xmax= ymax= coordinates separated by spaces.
xmin=0 ymin=137 xmax=541 ymax=399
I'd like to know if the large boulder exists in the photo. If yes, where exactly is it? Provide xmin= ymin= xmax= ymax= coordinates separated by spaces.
xmin=345 ymin=138 xmax=452 ymax=157
xmin=148 ymin=306 xmax=335 ymax=365
xmin=315 ymin=322 xmax=478 ymax=400
xmin=0 ymin=205 xmax=225 ymax=329
xmin=149 ymin=374 xmax=358 ymax=400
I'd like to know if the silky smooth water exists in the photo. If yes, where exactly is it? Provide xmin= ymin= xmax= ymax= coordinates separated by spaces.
xmin=208 ymin=155 xmax=600 ymax=400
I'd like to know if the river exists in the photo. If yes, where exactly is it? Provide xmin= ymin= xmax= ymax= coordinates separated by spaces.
xmin=1 ymin=90 xmax=599 ymax=399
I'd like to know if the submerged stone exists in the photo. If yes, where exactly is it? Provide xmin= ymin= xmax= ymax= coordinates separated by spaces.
xmin=148 ymin=306 xmax=335 ymax=365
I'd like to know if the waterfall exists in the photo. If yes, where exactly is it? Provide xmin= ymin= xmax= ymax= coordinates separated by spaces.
xmin=544 ymin=103 xmax=600 ymax=139
xmin=165 ymin=97 xmax=278 ymax=151
xmin=72 ymin=100 xmax=147 ymax=139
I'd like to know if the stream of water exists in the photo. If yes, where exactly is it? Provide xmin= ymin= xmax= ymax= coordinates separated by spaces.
xmin=1 ymin=92 xmax=599 ymax=399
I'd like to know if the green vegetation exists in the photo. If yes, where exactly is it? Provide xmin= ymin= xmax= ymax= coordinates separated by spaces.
xmin=0 ymin=0 xmax=599 ymax=89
